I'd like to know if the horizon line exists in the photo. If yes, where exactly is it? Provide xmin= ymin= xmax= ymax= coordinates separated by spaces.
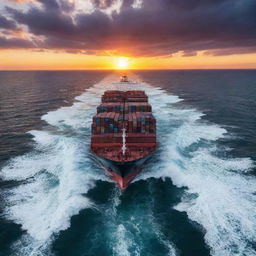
xmin=1 ymin=68 xmax=256 ymax=71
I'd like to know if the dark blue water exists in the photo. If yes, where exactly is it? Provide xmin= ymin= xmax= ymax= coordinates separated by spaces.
xmin=0 ymin=70 xmax=255 ymax=256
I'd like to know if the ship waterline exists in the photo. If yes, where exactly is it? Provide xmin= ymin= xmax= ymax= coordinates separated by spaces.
xmin=92 ymin=155 xmax=151 ymax=189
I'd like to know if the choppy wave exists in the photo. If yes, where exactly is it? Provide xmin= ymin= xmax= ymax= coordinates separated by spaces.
xmin=1 ymin=73 xmax=255 ymax=256
xmin=136 ymin=83 xmax=256 ymax=256
xmin=0 ymin=77 xmax=112 ymax=255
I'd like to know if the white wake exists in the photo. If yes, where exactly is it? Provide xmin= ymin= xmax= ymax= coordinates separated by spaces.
xmin=1 ymin=73 xmax=255 ymax=256
xmin=136 ymin=82 xmax=256 ymax=256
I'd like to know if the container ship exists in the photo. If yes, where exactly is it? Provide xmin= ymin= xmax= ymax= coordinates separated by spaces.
xmin=90 ymin=79 xmax=156 ymax=189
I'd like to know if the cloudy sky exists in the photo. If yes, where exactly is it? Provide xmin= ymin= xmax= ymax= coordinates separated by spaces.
xmin=0 ymin=0 xmax=256 ymax=69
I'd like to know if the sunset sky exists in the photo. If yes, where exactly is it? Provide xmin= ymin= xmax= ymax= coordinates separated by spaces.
xmin=0 ymin=0 xmax=256 ymax=70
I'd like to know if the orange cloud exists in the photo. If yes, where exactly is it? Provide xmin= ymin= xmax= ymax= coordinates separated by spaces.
xmin=8 ymin=0 xmax=35 ymax=3
xmin=9 ymin=27 xmax=26 ymax=39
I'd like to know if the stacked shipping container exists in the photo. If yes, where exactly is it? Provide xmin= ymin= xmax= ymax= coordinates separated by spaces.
xmin=92 ymin=91 xmax=155 ymax=135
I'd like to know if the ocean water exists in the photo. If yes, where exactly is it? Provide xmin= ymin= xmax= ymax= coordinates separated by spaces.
xmin=0 ymin=70 xmax=255 ymax=256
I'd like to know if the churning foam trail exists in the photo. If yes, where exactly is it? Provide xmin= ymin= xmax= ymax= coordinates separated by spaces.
xmin=0 ymin=76 xmax=115 ymax=255
xmin=135 ymin=84 xmax=256 ymax=256
xmin=1 ymin=73 xmax=255 ymax=256
xmin=102 ymin=187 xmax=177 ymax=256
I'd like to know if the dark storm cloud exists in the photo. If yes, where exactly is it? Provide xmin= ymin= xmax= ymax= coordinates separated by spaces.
xmin=92 ymin=0 xmax=117 ymax=9
xmin=7 ymin=4 xmax=76 ymax=37
xmin=0 ymin=36 xmax=34 ymax=48
xmin=4 ymin=0 xmax=256 ymax=56
xmin=37 ymin=0 xmax=59 ymax=10
xmin=0 ymin=15 xmax=17 ymax=30
xmin=205 ymin=46 xmax=256 ymax=56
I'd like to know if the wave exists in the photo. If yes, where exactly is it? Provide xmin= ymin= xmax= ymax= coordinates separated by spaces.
xmin=98 ymin=186 xmax=177 ymax=256
xmin=0 ymin=77 xmax=112 ymax=255
xmin=1 ymin=73 xmax=255 ymax=256
xmin=136 ymin=84 xmax=256 ymax=256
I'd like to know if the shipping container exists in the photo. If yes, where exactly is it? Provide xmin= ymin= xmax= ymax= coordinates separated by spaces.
xmin=92 ymin=90 xmax=156 ymax=150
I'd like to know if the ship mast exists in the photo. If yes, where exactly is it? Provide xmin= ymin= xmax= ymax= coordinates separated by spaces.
xmin=122 ymin=128 xmax=126 ymax=155
xmin=122 ymin=93 xmax=126 ymax=155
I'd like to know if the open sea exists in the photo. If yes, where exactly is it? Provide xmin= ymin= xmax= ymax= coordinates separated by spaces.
xmin=0 ymin=70 xmax=255 ymax=256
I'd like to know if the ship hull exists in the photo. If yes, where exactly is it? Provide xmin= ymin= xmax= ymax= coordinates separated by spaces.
xmin=91 ymin=89 xmax=156 ymax=189
xmin=92 ymin=154 xmax=150 ymax=189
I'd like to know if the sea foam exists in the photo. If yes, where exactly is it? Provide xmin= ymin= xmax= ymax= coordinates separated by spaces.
xmin=1 ymin=74 xmax=255 ymax=256
xmin=1 ymin=78 xmax=112 ymax=255
xmin=136 ymin=84 xmax=256 ymax=256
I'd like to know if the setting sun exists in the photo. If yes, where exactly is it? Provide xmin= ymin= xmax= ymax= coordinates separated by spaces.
xmin=116 ymin=57 xmax=129 ymax=69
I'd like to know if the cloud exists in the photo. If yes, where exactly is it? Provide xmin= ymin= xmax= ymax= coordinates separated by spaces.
xmin=7 ymin=0 xmax=35 ymax=3
xmin=7 ymin=0 xmax=26 ymax=2
xmin=2 ymin=0 xmax=256 ymax=56
xmin=92 ymin=0 xmax=117 ymax=9
xmin=0 ymin=36 xmax=34 ymax=48
xmin=204 ymin=46 xmax=256 ymax=56
xmin=0 ymin=15 xmax=17 ymax=30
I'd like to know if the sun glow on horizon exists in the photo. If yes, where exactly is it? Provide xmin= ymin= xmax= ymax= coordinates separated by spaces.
xmin=116 ymin=57 xmax=129 ymax=69
xmin=1 ymin=49 xmax=256 ymax=70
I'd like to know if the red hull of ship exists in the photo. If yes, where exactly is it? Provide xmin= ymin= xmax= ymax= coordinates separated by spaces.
xmin=108 ymin=166 xmax=143 ymax=189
